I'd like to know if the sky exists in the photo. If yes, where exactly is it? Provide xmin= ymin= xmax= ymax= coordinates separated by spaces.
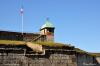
xmin=0 ymin=0 xmax=100 ymax=52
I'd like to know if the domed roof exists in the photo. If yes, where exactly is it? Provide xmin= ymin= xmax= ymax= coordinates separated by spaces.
xmin=41 ymin=19 xmax=54 ymax=29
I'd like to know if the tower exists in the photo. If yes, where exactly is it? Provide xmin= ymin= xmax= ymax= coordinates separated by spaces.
xmin=40 ymin=19 xmax=55 ymax=42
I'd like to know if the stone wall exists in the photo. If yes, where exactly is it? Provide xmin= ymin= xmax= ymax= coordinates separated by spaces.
xmin=95 ymin=56 xmax=100 ymax=65
xmin=0 ymin=45 xmax=77 ymax=66
xmin=0 ymin=44 xmax=99 ymax=66
xmin=0 ymin=53 xmax=75 ymax=66
xmin=0 ymin=51 xmax=76 ymax=66
xmin=0 ymin=31 xmax=46 ymax=42
xmin=76 ymin=53 xmax=99 ymax=66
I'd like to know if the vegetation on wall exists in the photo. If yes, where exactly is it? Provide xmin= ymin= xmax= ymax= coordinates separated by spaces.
xmin=33 ymin=41 xmax=72 ymax=48
xmin=0 ymin=40 xmax=72 ymax=47
xmin=0 ymin=40 xmax=25 ymax=45
xmin=0 ymin=40 xmax=99 ymax=56
xmin=75 ymin=48 xmax=87 ymax=53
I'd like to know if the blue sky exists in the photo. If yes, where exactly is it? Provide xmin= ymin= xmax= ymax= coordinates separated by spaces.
xmin=0 ymin=0 xmax=100 ymax=52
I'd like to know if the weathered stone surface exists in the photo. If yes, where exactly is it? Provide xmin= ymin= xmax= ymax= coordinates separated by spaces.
xmin=0 ymin=46 xmax=76 ymax=66
xmin=26 ymin=42 xmax=43 ymax=52
xmin=0 ymin=44 xmax=99 ymax=66
xmin=0 ymin=53 xmax=76 ymax=66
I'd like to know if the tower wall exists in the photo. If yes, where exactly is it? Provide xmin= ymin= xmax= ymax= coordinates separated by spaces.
xmin=40 ymin=28 xmax=55 ymax=42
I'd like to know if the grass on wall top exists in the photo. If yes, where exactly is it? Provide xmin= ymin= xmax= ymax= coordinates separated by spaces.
xmin=75 ymin=48 xmax=87 ymax=53
xmin=33 ymin=41 xmax=72 ymax=48
xmin=0 ymin=40 xmax=71 ymax=48
xmin=0 ymin=40 xmax=98 ymax=56
xmin=0 ymin=40 xmax=25 ymax=45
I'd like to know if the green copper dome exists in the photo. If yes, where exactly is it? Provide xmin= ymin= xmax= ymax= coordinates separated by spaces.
xmin=41 ymin=19 xmax=54 ymax=29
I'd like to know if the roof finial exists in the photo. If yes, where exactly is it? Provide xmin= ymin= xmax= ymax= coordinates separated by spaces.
xmin=46 ymin=17 xmax=49 ymax=21
xmin=40 ymin=18 xmax=54 ymax=29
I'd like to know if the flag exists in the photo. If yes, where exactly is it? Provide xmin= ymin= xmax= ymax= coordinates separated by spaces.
xmin=20 ymin=7 xmax=24 ymax=15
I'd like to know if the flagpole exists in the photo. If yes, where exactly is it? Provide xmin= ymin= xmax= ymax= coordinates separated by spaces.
xmin=20 ymin=0 xmax=24 ymax=40
xmin=21 ymin=11 xmax=23 ymax=35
